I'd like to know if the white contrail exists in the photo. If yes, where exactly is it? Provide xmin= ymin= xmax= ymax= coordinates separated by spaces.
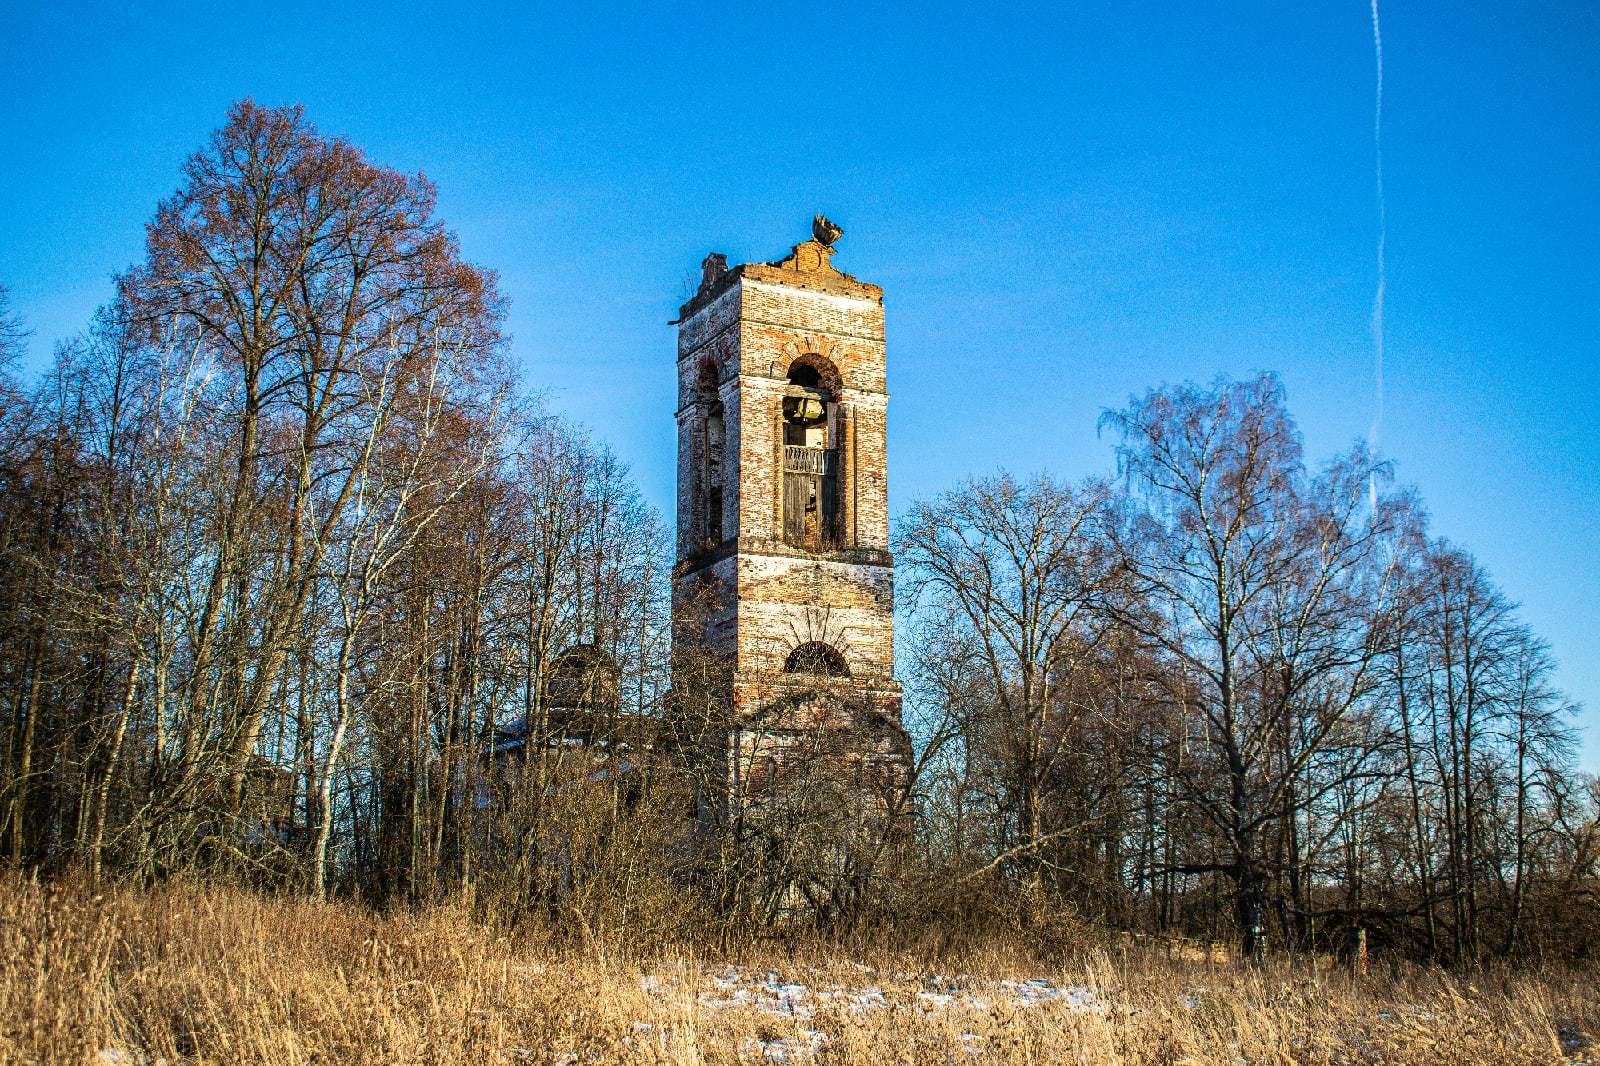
xmin=1368 ymin=0 xmax=1386 ymax=510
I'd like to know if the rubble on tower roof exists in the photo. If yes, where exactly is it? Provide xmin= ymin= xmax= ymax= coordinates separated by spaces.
xmin=673 ymin=215 xmax=881 ymax=323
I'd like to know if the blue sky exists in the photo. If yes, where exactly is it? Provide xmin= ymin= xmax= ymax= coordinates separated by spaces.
xmin=2 ymin=1 xmax=1596 ymax=767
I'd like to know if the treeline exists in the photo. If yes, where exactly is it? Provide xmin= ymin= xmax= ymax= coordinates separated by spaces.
xmin=900 ymin=378 xmax=1598 ymax=963
xmin=1 ymin=102 xmax=1594 ymax=964
xmin=0 ymin=103 xmax=670 ymax=912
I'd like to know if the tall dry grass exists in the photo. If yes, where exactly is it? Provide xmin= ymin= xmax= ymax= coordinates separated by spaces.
xmin=1 ymin=874 xmax=1593 ymax=1065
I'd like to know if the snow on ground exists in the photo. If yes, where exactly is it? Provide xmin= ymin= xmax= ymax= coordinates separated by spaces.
xmin=652 ymin=966 xmax=1106 ymax=1060
xmin=680 ymin=966 xmax=1101 ymax=1022
xmin=999 ymin=977 xmax=1103 ymax=1011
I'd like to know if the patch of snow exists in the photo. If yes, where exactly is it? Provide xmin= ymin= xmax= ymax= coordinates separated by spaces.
xmin=96 ymin=1052 xmax=148 ymax=1066
xmin=999 ymin=978 xmax=1103 ymax=1012
xmin=682 ymin=964 xmax=1106 ymax=1032
xmin=835 ymin=985 xmax=887 ymax=1013
xmin=741 ymin=1027 xmax=827 ymax=1062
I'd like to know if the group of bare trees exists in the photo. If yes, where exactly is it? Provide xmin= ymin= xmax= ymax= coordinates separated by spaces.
xmin=1 ymin=101 xmax=1592 ymax=962
xmin=901 ymin=376 xmax=1596 ymax=962
xmin=0 ymin=104 xmax=670 ymax=915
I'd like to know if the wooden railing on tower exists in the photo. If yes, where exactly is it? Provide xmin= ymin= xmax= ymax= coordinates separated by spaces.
xmin=782 ymin=446 xmax=840 ymax=549
xmin=783 ymin=445 xmax=835 ymax=476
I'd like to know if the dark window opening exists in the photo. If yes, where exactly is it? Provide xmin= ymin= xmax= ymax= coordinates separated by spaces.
xmin=787 ymin=362 xmax=821 ymax=388
xmin=707 ymin=487 xmax=723 ymax=544
xmin=784 ymin=641 xmax=849 ymax=677
xmin=702 ymin=402 xmax=724 ymax=548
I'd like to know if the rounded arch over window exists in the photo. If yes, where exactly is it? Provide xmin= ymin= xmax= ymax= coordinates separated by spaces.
xmin=695 ymin=357 xmax=720 ymax=399
xmin=784 ymin=641 xmax=850 ymax=677
xmin=782 ymin=352 xmax=842 ymax=393
xmin=787 ymin=362 xmax=821 ymax=389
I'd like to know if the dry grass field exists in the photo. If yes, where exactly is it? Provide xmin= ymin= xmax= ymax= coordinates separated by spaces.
xmin=2 ymin=875 xmax=1594 ymax=1065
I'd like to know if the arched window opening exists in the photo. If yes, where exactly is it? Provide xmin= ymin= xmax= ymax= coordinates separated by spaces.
xmin=781 ymin=356 xmax=840 ymax=550
xmin=784 ymin=641 xmax=849 ymax=678
xmin=787 ymin=362 xmax=821 ymax=389
xmin=783 ymin=353 xmax=841 ymax=393
xmin=703 ymin=400 xmax=724 ymax=546
xmin=696 ymin=359 xmax=719 ymax=396
xmin=695 ymin=360 xmax=725 ymax=550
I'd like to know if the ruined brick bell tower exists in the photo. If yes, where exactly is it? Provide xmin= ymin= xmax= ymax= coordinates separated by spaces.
xmin=672 ymin=215 xmax=909 ymax=805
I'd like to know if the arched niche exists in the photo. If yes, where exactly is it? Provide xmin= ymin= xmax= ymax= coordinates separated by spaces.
xmin=783 ymin=641 xmax=850 ymax=678
xmin=780 ymin=352 xmax=842 ymax=393
xmin=697 ymin=360 xmax=725 ymax=548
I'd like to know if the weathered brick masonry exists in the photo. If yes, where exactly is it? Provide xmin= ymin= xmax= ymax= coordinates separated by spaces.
xmin=672 ymin=217 xmax=910 ymax=802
